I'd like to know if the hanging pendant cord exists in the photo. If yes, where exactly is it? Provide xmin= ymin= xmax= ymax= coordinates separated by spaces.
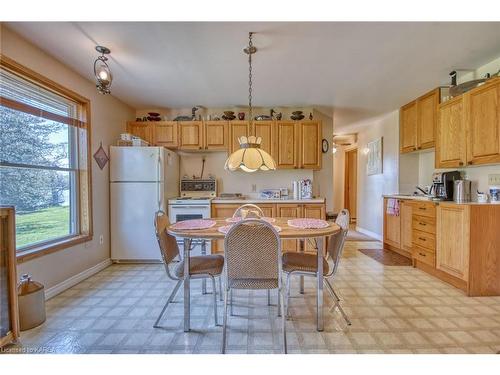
xmin=248 ymin=32 xmax=253 ymax=134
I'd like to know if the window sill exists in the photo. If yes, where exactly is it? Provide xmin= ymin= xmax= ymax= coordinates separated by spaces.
xmin=16 ymin=234 xmax=93 ymax=264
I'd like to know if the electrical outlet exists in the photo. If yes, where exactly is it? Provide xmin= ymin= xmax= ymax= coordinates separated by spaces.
xmin=488 ymin=174 xmax=500 ymax=185
xmin=99 ymin=235 xmax=104 ymax=245
xmin=251 ymin=184 xmax=257 ymax=192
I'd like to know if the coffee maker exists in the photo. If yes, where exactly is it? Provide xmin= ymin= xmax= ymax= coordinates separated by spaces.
xmin=430 ymin=171 xmax=461 ymax=201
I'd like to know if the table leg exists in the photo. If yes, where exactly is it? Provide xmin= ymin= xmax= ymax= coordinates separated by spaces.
xmin=299 ymin=239 xmax=305 ymax=294
xmin=183 ymin=238 xmax=192 ymax=332
xmin=201 ymin=240 xmax=207 ymax=295
xmin=316 ymin=237 xmax=324 ymax=332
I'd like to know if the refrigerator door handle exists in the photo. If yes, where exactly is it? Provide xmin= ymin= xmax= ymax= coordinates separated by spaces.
xmin=157 ymin=152 xmax=162 ymax=211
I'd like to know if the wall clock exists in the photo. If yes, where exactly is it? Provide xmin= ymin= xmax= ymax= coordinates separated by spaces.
xmin=321 ymin=139 xmax=329 ymax=153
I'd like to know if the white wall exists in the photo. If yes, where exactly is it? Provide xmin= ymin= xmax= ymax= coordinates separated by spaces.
xmin=354 ymin=111 xmax=400 ymax=236
xmin=1 ymin=25 xmax=135 ymax=289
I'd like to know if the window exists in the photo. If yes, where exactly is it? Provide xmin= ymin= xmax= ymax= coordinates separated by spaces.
xmin=0 ymin=56 xmax=92 ymax=259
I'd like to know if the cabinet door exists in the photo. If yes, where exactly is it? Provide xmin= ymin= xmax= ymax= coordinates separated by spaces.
xmin=154 ymin=121 xmax=178 ymax=148
xmin=178 ymin=121 xmax=204 ymax=150
xmin=274 ymin=121 xmax=298 ymax=169
xmin=417 ymin=89 xmax=439 ymax=150
xmin=436 ymin=205 xmax=470 ymax=281
xmin=277 ymin=204 xmax=302 ymax=251
xmin=436 ymin=96 xmax=466 ymax=168
xmin=383 ymin=199 xmax=401 ymax=248
xmin=303 ymin=204 xmax=326 ymax=252
xmin=400 ymin=201 xmax=413 ymax=252
xmin=205 ymin=121 xmax=228 ymax=150
xmin=400 ymin=101 xmax=418 ymax=153
xmin=229 ymin=121 xmax=249 ymax=154
xmin=127 ymin=122 xmax=154 ymax=144
xmin=211 ymin=204 xmax=241 ymax=253
xmin=254 ymin=120 xmax=274 ymax=156
xmin=466 ymin=81 xmax=500 ymax=166
xmin=299 ymin=121 xmax=322 ymax=169
xmin=254 ymin=203 xmax=276 ymax=218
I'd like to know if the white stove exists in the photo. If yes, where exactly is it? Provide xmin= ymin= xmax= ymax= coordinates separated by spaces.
xmin=168 ymin=179 xmax=217 ymax=256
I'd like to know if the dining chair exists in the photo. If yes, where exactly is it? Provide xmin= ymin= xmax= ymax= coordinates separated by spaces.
xmin=153 ymin=210 xmax=224 ymax=328
xmin=281 ymin=209 xmax=351 ymax=325
xmin=232 ymin=203 xmax=264 ymax=219
xmin=221 ymin=219 xmax=287 ymax=354
xmin=232 ymin=204 xmax=272 ymax=308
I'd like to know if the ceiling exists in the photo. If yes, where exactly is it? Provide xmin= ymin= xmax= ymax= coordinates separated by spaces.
xmin=6 ymin=22 xmax=500 ymax=128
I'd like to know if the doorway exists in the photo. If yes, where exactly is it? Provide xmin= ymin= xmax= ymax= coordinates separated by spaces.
xmin=344 ymin=148 xmax=357 ymax=223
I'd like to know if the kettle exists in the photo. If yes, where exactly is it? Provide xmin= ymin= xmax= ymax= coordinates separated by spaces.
xmin=453 ymin=180 xmax=472 ymax=203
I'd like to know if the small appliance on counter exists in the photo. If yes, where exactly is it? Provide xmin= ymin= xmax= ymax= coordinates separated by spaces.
xmin=430 ymin=171 xmax=461 ymax=201
xmin=259 ymin=189 xmax=282 ymax=199
xmin=453 ymin=179 xmax=472 ymax=203
xmin=490 ymin=185 xmax=500 ymax=204
xmin=292 ymin=179 xmax=313 ymax=200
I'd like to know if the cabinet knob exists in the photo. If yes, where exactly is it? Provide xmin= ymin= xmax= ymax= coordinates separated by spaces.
xmin=459 ymin=162 xmax=464 ymax=166
xmin=199 ymin=146 xmax=202 ymax=150
xmin=418 ymin=237 xmax=426 ymax=241
xmin=419 ymin=252 xmax=426 ymax=257
xmin=467 ymin=161 xmax=472 ymax=165
xmin=419 ymin=222 xmax=427 ymax=226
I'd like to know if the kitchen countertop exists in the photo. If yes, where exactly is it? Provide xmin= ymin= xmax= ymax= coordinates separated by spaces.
xmin=212 ymin=197 xmax=326 ymax=204
xmin=383 ymin=194 xmax=500 ymax=205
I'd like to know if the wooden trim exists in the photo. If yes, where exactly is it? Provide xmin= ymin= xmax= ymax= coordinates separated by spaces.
xmin=344 ymin=148 xmax=357 ymax=222
xmin=1 ymin=55 xmax=93 ymax=259
xmin=384 ymin=242 xmax=412 ymax=259
xmin=0 ymin=96 xmax=87 ymax=128
xmin=0 ymin=206 xmax=20 ymax=346
xmin=16 ymin=234 xmax=92 ymax=263
xmin=414 ymin=259 xmax=467 ymax=292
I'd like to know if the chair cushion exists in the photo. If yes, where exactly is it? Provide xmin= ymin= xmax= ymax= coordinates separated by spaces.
xmin=282 ymin=252 xmax=329 ymax=275
xmin=174 ymin=255 xmax=224 ymax=278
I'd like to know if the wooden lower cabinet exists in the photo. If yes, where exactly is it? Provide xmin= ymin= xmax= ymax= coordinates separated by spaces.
xmin=0 ymin=206 xmax=20 ymax=348
xmin=383 ymin=198 xmax=401 ymax=250
xmin=211 ymin=202 xmax=325 ymax=253
xmin=436 ymin=204 xmax=470 ymax=281
xmin=384 ymin=198 xmax=500 ymax=296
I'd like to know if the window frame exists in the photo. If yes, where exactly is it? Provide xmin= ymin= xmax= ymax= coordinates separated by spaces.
xmin=0 ymin=55 xmax=93 ymax=263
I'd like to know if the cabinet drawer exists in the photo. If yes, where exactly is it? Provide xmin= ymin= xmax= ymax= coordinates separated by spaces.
xmin=412 ymin=246 xmax=435 ymax=267
xmin=413 ymin=229 xmax=435 ymax=251
xmin=411 ymin=202 xmax=436 ymax=218
xmin=412 ymin=215 xmax=436 ymax=234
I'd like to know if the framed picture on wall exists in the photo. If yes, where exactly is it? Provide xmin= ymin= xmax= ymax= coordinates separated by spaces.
xmin=366 ymin=137 xmax=383 ymax=175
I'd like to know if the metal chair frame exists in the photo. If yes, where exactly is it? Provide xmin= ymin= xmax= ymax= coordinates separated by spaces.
xmin=153 ymin=210 xmax=223 ymax=329
xmin=221 ymin=219 xmax=287 ymax=354
xmin=283 ymin=209 xmax=351 ymax=326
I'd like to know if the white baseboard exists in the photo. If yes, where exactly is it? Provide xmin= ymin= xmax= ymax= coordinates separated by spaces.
xmin=44 ymin=259 xmax=112 ymax=300
xmin=355 ymin=226 xmax=383 ymax=241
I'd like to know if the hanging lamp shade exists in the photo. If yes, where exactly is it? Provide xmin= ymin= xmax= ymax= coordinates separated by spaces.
xmin=224 ymin=136 xmax=276 ymax=172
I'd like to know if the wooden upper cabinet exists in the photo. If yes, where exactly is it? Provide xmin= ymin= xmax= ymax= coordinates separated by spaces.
xmin=127 ymin=122 xmax=154 ymax=145
xmin=465 ymin=80 xmax=500 ymax=166
xmin=400 ymin=101 xmax=418 ymax=153
xmin=274 ymin=121 xmax=298 ymax=169
xmin=254 ymin=120 xmax=274 ymax=156
xmin=154 ymin=121 xmax=178 ymax=149
xmin=417 ymin=88 xmax=439 ymax=150
xmin=229 ymin=121 xmax=249 ymax=154
xmin=436 ymin=204 xmax=470 ymax=281
xmin=178 ymin=121 xmax=204 ymax=150
xmin=204 ymin=121 xmax=228 ymax=150
xmin=436 ymin=96 xmax=466 ymax=168
xmin=298 ymin=121 xmax=322 ymax=169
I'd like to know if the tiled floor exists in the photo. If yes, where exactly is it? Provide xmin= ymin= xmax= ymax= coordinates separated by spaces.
xmin=5 ymin=240 xmax=500 ymax=354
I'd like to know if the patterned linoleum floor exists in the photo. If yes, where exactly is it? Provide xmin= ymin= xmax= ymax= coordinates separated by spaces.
xmin=5 ymin=240 xmax=500 ymax=354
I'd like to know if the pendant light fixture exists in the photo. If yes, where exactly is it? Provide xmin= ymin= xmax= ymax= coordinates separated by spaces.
xmin=224 ymin=33 xmax=277 ymax=173
xmin=94 ymin=46 xmax=112 ymax=95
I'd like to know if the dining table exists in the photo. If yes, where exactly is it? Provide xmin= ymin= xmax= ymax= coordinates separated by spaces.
xmin=167 ymin=217 xmax=340 ymax=332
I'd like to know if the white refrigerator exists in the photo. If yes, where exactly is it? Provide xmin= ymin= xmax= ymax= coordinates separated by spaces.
xmin=110 ymin=146 xmax=179 ymax=262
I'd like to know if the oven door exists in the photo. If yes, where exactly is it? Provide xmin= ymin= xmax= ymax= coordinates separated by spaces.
xmin=168 ymin=204 xmax=211 ymax=255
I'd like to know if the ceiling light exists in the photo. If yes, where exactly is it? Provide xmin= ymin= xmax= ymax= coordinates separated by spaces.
xmin=224 ymin=33 xmax=276 ymax=173
xmin=94 ymin=46 xmax=112 ymax=95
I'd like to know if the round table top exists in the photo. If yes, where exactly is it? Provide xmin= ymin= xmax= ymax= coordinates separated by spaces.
xmin=167 ymin=218 xmax=340 ymax=240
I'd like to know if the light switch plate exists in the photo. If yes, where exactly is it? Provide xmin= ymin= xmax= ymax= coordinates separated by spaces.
xmin=488 ymin=174 xmax=500 ymax=185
